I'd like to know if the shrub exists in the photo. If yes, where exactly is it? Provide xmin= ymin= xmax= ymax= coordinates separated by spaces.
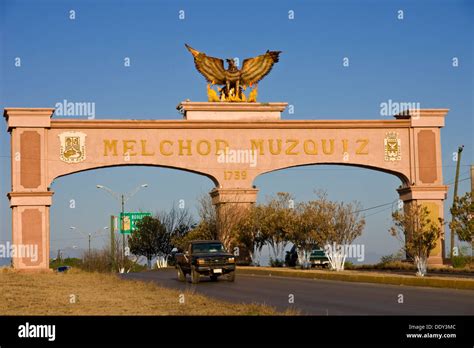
xmin=344 ymin=261 xmax=355 ymax=269
xmin=451 ymin=255 xmax=472 ymax=269
xmin=50 ymin=257 xmax=82 ymax=270
xmin=375 ymin=260 xmax=415 ymax=270
xmin=379 ymin=250 xmax=405 ymax=265
xmin=269 ymin=258 xmax=284 ymax=267
xmin=81 ymin=250 xmax=112 ymax=273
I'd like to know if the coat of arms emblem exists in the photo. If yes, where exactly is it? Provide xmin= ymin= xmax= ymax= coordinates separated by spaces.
xmin=59 ymin=131 xmax=86 ymax=163
xmin=384 ymin=131 xmax=401 ymax=161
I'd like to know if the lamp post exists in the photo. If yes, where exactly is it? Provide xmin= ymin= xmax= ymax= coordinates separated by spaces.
xmin=96 ymin=184 xmax=148 ymax=258
xmin=70 ymin=226 xmax=108 ymax=254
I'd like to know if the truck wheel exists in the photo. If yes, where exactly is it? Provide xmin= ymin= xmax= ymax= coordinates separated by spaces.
xmin=210 ymin=275 xmax=218 ymax=281
xmin=227 ymin=271 xmax=235 ymax=282
xmin=191 ymin=266 xmax=200 ymax=284
xmin=177 ymin=265 xmax=186 ymax=282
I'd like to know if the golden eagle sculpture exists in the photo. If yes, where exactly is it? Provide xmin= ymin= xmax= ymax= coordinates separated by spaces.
xmin=185 ymin=44 xmax=281 ymax=102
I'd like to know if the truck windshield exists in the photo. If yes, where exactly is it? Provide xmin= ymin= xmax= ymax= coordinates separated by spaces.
xmin=310 ymin=249 xmax=326 ymax=256
xmin=192 ymin=243 xmax=225 ymax=253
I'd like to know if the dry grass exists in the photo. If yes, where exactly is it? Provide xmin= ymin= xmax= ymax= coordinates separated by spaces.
xmin=0 ymin=267 xmax=281 ymax=315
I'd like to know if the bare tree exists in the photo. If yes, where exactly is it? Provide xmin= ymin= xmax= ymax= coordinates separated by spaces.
xmin=193 ymin=193 xmax=249 ymax=256
xmin=196 ymin=194 xmax=220 ymax=239
xmin=158 ymin=204 xmax=194 ymax=239
xmin=115 ymin=236 xmax=145 ymax=273
xmin=171 ymin=194 xmax=243 ymax=254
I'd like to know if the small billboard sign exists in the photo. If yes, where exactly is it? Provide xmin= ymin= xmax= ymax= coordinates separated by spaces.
xmin=119 ymin=212 xmax=152 ymax=234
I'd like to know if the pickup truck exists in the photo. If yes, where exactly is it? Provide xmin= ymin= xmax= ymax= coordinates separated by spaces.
xmin=309 ymin=248 xmax=330 ymax=268
xmin=285 ymin=245 xmax=330 ymax=268
xmin=175 ymin=240 xmax=236 ymax=284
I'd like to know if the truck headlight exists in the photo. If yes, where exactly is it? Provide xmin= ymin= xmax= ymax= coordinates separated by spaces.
xmin=197 ymin=259 xmax=206 ymax=265
xmin=228 ymin=257 xmax=235 ymax=263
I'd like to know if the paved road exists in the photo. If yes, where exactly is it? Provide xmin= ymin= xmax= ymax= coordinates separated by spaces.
xmin=122 ymin=269 xmax=474 ymax=315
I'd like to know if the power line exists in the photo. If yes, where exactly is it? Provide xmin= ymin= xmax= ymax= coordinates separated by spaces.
xmin=365 ymin=205 xmax=393 ymax=218
xmin=351 ymin=177 xmax=471 ymax=217
xmin=354 ymin=200 xmax=397 ymax=214
xmin=445 ymin=170 xmax=470 ymax=185
xmin=50 ymin=232 xmax=110 ymax=242
xmin=446 ymin=177 xmax=470 ymax=186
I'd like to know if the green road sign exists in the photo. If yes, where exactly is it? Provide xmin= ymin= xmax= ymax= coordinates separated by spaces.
xmin=119 ymin=212 xmax=152 ymax=234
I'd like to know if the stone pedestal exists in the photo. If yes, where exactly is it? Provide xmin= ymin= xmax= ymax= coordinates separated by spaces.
xmin=179 ymin=102 xmax=287 ymax=121
xmin=397 ymin=186 xmax=448 ymax=265
xmin=8 ymin=192 xmax=53 ymax=270
xmin=210 ymin=188 xmax=259 ymax=263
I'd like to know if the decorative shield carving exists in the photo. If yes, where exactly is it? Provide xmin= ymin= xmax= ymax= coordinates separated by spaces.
xmin=59 ymin=131 xmax=86 ymax=163
xmin=384 ymin=131 xmax=401 ymax=161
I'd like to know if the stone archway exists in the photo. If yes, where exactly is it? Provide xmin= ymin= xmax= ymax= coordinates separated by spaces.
xmin=4 ymin=104 xmax=448 ymax=270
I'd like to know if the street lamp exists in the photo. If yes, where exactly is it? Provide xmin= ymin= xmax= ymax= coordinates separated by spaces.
xmin=96 ymin=184 xmax=148 ymax=257
xmin=70 ymin=226 xmax=108 ymax=254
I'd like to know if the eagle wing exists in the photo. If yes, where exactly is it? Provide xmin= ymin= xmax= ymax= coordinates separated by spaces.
xmin=185 ymin=44 xmax=226 ymax=85
xmin=240 ymin=50 xmax=281 ymax=86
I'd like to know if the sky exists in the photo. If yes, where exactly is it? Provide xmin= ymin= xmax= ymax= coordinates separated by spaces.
xmin=0 ymin=0 xmax=472 ymax=264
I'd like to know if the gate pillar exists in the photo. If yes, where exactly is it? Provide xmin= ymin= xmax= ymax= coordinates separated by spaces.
xmin=395 ymin=109 xmax=449 ymax=265
xmin=397 ymin=186 xmax=448 ymax=265
xmin=4 ymin=108 xmax=55 ymax=271
xmin=210 ymin=187 xmax=259 ymax=262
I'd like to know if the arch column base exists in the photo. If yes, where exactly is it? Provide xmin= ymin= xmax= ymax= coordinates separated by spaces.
xmin=210 ymin=188 xmax=258 ymax=263
xmin=8 ymin=191 xmax=53 ymax=271
xmin=427 ymin=255 xmax=444 ymax=265
xmin=210 ymin=187 xmax=259 ymax=206
xmin=397 ymin=186 xmax=448 ymax=266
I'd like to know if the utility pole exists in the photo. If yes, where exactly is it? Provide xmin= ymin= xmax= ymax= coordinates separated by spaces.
xmin=471 ymin=165 xmax=474 ymax=257
xmin=450 ymin=145 xmax=464 ymax=259
xmin=121 ymin=194 xmax=125 ymax=259
xmin=70 ymin=225 xmax=107 ymax=257
xmin=96 ymin=184 xmax=148 ymax=268
xmin=471 ymin=164 xmax=473 ymax=194
xmin=110 ymin=215 xmax=115 ymax=270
